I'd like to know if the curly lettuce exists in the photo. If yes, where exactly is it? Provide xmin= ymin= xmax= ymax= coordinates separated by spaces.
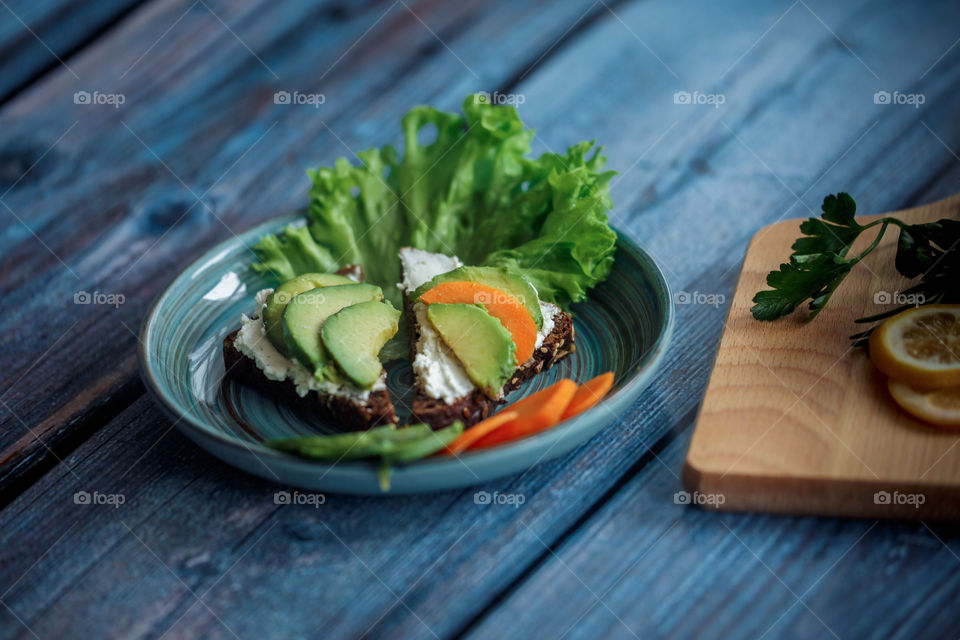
xmin=251 ymin=95 xmax=617 ymax=308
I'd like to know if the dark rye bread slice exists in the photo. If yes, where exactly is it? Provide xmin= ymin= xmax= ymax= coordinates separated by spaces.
xmin=222 ymin=330 xmax=396 ymax=430
xmin=407 ymin=301 xmax=575 ymax=428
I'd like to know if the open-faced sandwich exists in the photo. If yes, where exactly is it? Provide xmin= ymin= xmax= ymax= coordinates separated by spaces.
xmin=399 ymin=247 xmax=574 ymax=427
xmin=224 ymin=250 xmax=576 ymax=431
xmin=223 ymin=267 xmax=401 ymax=430
xmin=226 ymin=94 xmax=621 ymax=454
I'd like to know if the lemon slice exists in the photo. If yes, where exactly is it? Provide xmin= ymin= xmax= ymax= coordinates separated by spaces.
xmin=869 ymin=304 xmax=960 ymax=389
xmin=888 ymin=380 xmax=960 ymax=428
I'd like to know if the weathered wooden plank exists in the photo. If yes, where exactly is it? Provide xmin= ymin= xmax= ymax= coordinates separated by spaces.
xmin=4 ymin=2 xmax=960 ymax=635
xmin=5 ymin=1 xmax=960 ymax=638
xmin=465 ymin=433 xmax=960 ymax=640
xmin=0 ymin=375 xmax=701 ymax=639
xmin=521 ymin=0 xmax=960 ymax=283
xmin=0 ymin=0 xmax=142 ymax=103
xmin=0 ymin=0 xmax=612 ymax=502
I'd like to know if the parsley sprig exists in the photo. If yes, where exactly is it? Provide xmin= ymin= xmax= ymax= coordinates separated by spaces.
xmin=751 ymin=193 xmax=960 ymax=342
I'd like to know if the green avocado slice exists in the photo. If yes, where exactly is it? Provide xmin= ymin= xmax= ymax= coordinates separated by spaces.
xmin=412 ymin=266 xmax=543 ymax=329
xmin=321 ymin=300 xmax=401 ymax=388
xmin=263 ymin=273 xmax=355 ymax=355
xmin=425 ymin=302 xmax=516 ymax=398
xmin=282 ymin=283 xmax=383 ymax=377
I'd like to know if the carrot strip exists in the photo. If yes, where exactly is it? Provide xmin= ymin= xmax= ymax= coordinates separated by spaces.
xmin=561 ymin=372 xmax=614 ymax=419
xmin=442 ymin=411 xmax=519 ymax=455
xmin=469 ymin=379 xmax=577 ymax=449
xmin=420 ymin=281 xmax=538 ymax=364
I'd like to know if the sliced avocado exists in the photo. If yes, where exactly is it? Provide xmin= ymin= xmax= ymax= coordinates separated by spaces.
xmin=282 ymin=283 xmax=383 ymax=375
xmin=412 ymin=266 xmax=543 ymax=329
xmin=263 ymin=273 xmax=355 ymax=354
xmin=425 ymin=303 xmax=516 ymax=398
xmin=321 ymin=300 xmax=401 ymax=388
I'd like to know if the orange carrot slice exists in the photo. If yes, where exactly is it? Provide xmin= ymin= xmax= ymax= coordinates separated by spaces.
xmin=442 ymin=411 xmax=520 ymax=455
xmin=561 ymin=372 xmax=614 ymax=419
xmin=469 ymin=379 xmax=578 ymax=449
xmin=420 ymin=281 xmax=538 ymax=364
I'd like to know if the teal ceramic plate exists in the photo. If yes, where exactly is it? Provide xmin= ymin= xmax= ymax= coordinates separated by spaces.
xmin=139 ymin=215 xmax=673 ymax=494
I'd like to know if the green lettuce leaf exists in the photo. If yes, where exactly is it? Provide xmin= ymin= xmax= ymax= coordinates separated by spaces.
xmin=251 ymin=95 xmax=618 ymax=309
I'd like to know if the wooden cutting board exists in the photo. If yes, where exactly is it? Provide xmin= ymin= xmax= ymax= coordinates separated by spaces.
xmin=684 ymin=194 xmax=960 ymax=520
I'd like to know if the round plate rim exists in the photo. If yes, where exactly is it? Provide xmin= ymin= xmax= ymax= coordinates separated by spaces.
xmin=138 ymin=214 xmax=674 ymax=493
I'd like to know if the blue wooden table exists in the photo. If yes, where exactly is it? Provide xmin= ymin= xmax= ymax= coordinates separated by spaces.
xmin=2 ymin=1 xmax=960 ymax=638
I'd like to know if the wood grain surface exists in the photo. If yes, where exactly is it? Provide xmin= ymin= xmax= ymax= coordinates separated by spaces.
xmin=0 ymin=0 xmax=142 ymax=103
xmin=685 ymin=195 xmax=960 ymax=520
xmin=2 ymin=0 xmax=960 ymax=638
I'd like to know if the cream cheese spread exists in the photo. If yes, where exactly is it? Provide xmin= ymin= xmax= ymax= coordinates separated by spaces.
xmin=232 ymin=288 xmax=383 ymax=400
xmin=398 ymin=247 xmax=463 ymax=292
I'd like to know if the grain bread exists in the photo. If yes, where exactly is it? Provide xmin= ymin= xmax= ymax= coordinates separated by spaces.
xmin=222 ymin=330 xmax=396 ymax=430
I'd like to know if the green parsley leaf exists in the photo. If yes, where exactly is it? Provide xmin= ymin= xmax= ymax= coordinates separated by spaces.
xmin=751 ymin=193 xmax=866 ymax=320
xmin=751 ymin=192 xmax=958 ymax=330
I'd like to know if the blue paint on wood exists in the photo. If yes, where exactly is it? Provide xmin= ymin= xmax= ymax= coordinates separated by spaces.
xmin=0 ymin=0 xmax=142 ymax=101
xmin=1 ymin=0 xmax=960 ymax=638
